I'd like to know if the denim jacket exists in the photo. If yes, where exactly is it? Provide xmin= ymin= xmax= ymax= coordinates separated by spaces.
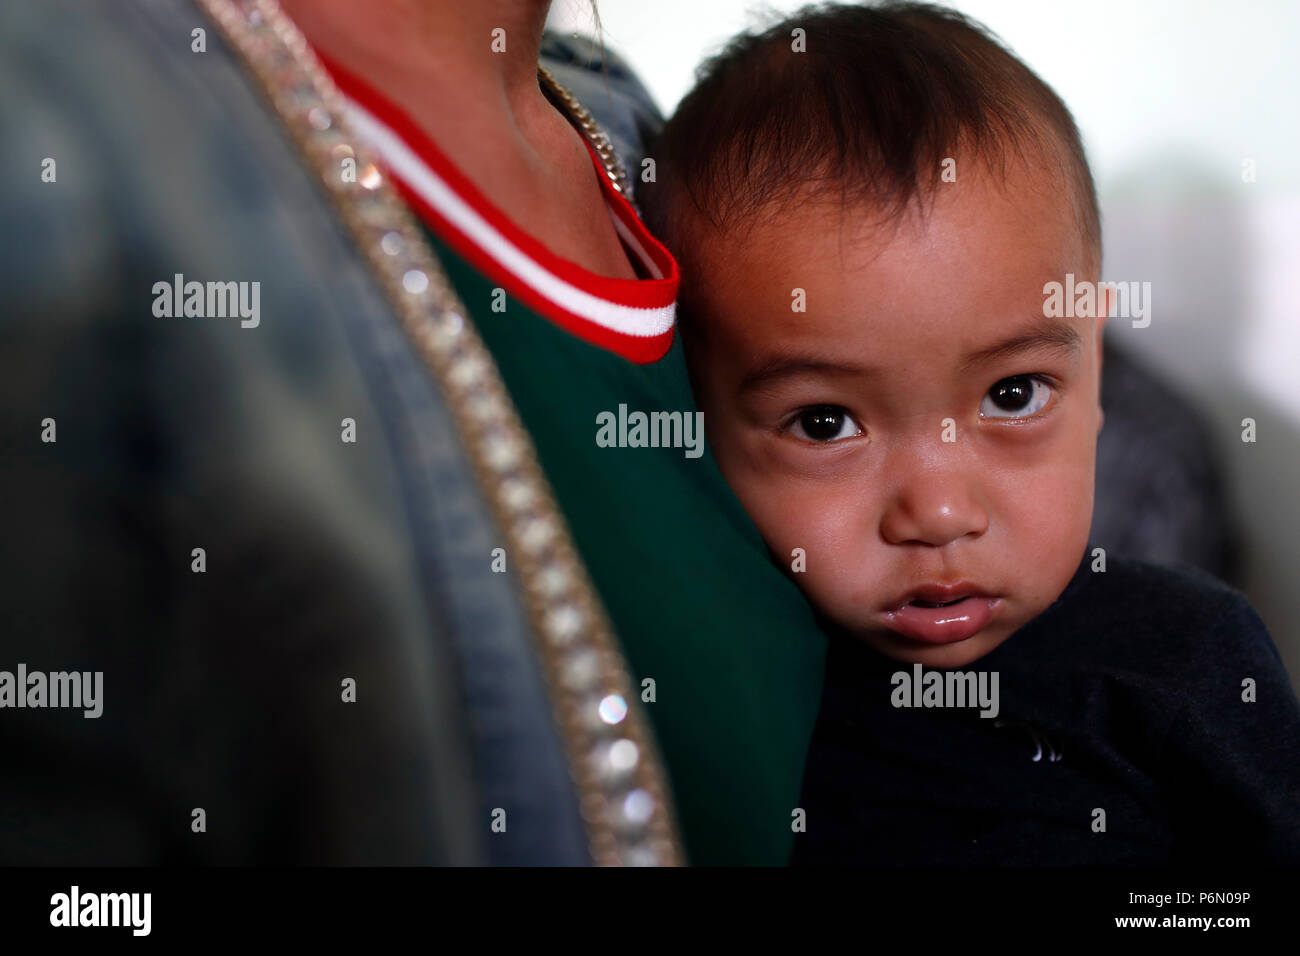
xmin=0 ymin=0 xmax=669 ymax=865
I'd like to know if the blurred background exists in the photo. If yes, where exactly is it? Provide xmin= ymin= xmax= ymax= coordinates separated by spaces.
xmin=551 ymin=0 xmax=1300 ymax=688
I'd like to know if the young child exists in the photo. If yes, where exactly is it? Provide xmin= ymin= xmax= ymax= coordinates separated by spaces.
xmin=641 ymin=2 xmax=1300 ymax=864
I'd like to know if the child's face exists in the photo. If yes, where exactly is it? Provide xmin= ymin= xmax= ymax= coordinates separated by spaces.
xmin=685 ymin=158 xmax=1104 ymax=668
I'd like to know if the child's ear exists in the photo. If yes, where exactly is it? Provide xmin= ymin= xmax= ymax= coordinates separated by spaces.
xmin=1095 ymin=286 xmax=1110 ymax=360
xmin=1098 ymin=284 xmax=1113 ymax=330
xmin=1095 ymin=289 xmax=1108 ymax=435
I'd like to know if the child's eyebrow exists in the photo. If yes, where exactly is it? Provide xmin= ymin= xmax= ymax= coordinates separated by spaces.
xmin=959 ymin=320 xmax=1082 ymax=372
xmin=738 ymin=357 xmax=876 ymax=394
xmin=738 ymin=320 xmax=1082 ymax=394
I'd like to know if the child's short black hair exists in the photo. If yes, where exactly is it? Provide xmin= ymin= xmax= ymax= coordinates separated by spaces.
xmin=641 ymin=1 xmax=1100 ymax=275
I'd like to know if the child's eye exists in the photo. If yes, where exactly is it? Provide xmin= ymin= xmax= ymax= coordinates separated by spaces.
xmin=788 ymin=405 xmax=864 ymax=442
xmin=980 ymin=375 xmax=1054 ymax=419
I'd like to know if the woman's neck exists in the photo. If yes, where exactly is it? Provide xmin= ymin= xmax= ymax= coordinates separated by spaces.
xmin=278 ymin=0 xmax=636 ymax=280
xmin=280 ymin=0 xmax=551 ymax=131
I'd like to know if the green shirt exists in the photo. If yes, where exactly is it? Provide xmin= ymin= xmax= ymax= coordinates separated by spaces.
xmin=333 ymin=69 xmax=828 ymax=864
xmin=439 ymin=239 xmax=827 ymax=864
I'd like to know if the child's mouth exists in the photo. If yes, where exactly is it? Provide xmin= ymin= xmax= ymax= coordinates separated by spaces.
xmin=883 ymin=589 xmax=1002 ymax=644
xmin=910 ymin=597 xmax=969 ymax=609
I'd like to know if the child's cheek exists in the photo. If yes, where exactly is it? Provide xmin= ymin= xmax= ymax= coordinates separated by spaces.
xmin=995 ymin=443 xmax=1095 ymax=609
xmin=748 ymin=480 xmax=875 ymax=617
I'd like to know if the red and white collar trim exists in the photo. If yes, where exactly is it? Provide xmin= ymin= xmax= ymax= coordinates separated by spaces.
xmin=316 ymin=54 xmax=678 ymax=364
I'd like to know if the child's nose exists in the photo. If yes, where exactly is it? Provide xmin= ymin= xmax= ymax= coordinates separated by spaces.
xmin=878 ymin=467 xmax=990 ymax=548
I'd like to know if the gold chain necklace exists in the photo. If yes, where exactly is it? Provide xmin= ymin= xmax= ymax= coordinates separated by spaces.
xmin=197 ymin=0 xmax=683 ymax=866
xmin=537 ymin=65 xmax=636 ymax=203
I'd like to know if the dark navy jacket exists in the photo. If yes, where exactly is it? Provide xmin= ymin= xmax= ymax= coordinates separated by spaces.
xmin=794 ymin=557 xmax=1300 ymax=866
